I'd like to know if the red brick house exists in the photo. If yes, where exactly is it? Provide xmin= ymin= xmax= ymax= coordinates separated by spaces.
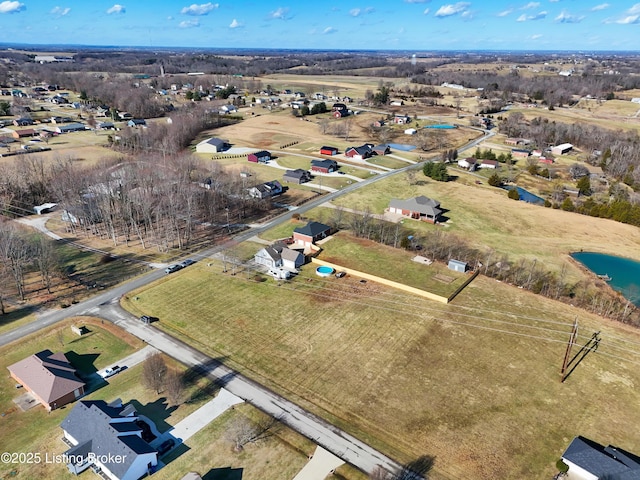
xmin=12 ymin=129 xmax=37 ymax=139
xmin=8 ymin=350 xmax=85 ymax=411
xmin=389 ymin=196 xmax=442 ymax=223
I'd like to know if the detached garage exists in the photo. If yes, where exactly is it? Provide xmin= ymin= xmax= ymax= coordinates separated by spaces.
xmin=320 ymin=146 xmax=338 ymax=156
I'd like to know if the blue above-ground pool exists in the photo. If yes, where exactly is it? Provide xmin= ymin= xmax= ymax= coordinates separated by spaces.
xmin=316 ymin=266 xmax=335 ymax=277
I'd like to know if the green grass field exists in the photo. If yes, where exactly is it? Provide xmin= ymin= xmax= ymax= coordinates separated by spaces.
xmin=318 ymin=232 xmax=468 ymax=297
xmin=122 ymin=258 xmax=640 ymax=480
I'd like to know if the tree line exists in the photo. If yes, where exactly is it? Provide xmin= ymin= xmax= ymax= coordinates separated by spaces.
xmin=325 ymin=207 xmax=639 ymax=327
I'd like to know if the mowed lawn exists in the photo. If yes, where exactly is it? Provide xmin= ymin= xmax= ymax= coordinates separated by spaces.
xmin=329 ymin=171 xmax=640 ymax=279
xmin=317 ymin=232 xmax=468 ymax=297
xmin=123 ymin=261 xmax=640 ymax=480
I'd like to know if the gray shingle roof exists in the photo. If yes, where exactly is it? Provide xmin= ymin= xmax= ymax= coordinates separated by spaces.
xmin=61 ymin=400 xmax=156 ymax=478
xmin=293 ymin=221 xmax=331 ymax=237
xmin=389 ymin=196 xmax=442 ymax=217
xmin=562 ymin=436 xmax=640 ymax=479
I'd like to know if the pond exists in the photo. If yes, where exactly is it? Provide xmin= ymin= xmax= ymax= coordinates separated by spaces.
xmin=571 ymin=252 xmax=640 ymax=306
xmin=503 ymin=186 xmax=545 ymax=205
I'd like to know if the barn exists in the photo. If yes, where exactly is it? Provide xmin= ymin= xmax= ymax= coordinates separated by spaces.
xmin=320 ymin=146 xmax=338 ymax=156
xmin=196 ymin=137 xmax=228 ymax=153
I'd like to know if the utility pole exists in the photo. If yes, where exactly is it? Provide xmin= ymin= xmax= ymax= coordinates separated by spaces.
xmin=561 ymin=317 xmax=578 ymax=379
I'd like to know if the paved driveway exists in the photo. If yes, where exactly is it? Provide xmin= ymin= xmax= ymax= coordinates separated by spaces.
xmin=293 ymin=446 xmax=344 ymax=480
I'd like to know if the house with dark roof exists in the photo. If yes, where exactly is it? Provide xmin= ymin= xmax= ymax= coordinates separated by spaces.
xmin=55 ymin=123 xmax=87 ymax=134
xmin=293 ymin=221 xmax=332 ymax=247
xmin=254 ymin=243 xmax=305 ymax=271
xmin=247 ymin=150 xmax=271 ymax=163
xmin=195 ymin=137 xmax=227 ymax=153
xmin=388 ymin=196 xmax=442 ymax=224
xmin=344 ymin=144 xmax=373 ymax=160
xmin=127 ymin=119 xmax=146 ymax=127
xmin=61 ymin=399 xmax=158 ymax=480
xmin=283 ymin=169 xmax=311 ymax=184
xmin=247 ymin=180 xmax=283 ymax=199
xmin=511 ymin=148 xmax=531 ymax=158
xmin=372 ymin=144 xmax=391 ymax=156
xmin=8 ymin=350 xmax=85 ymax=411
xmin=561 ymin=435 xmax=640 ymax=480
xmin=311 ymin=159 xmax=338 ymax=174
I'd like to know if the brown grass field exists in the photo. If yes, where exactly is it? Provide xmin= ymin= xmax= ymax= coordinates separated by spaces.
xmin=122 ymin=256 xmax=640 ymax=480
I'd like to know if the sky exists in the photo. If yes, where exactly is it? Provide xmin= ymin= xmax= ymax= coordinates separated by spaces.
xmin=0 ymin=1 xmax=639 ymax=51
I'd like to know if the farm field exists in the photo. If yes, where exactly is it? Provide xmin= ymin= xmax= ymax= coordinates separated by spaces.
xmin=328 ymin=170 xmax=640 ymax=279
xmin=122 ymin=258 xmax=640 ymax=480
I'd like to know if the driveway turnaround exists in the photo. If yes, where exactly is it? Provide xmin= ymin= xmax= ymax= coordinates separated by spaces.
xmin=165 ymin=388 xmax=244 ymax=444
xmin=96 ymin=344 xmax=158 ymax=378
xmin=293 ymin=446 xmax=345 ymax=480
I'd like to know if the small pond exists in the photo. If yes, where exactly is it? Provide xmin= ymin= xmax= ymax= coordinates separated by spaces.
xmin=571 ymin=252 xmax=640 ymax=306
xmin=503 ymin=186 xmax=545 ymax=205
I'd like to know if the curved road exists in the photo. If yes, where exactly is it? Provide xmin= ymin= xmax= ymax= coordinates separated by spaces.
xmin=0 ymin=127 xmax=492 ymax=476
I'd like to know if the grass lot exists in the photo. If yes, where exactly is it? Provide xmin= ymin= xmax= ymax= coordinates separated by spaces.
xmin=122 ymin=258 xmax=640 ymax=480
xmin=274 ymin=155 xmax=312 ymax=170
xmin=152 ymin=404 xmax=312 ymax=480
xmin=367 ymin=155 xmax=411 ymax=170
xmin=318 ymin=232 xmax=468 ymax=297
xmin=329 ymin=170 xmax=640 ymax=279
xmin=258 ymin=218 xmax=305 ymax=242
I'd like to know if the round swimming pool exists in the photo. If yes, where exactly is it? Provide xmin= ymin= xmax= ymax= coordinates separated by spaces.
xmin=316 ymin=266 xmax=335 ymax=277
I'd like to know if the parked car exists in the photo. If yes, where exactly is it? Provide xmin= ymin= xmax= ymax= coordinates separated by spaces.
xmin=157 ymin=438 xmax=175 ymax=456
xmin=101 ymin=365 xmax=125 ymax=379
xmin=179 ymin=259 xmax=195 ymax=268
xmin=164 ymin=264 xmax=182 ymax=274
xmin=335 ymin=271 xmax=347 ymax=278
xmin=139 ymin=315 xmax=158 ymax=324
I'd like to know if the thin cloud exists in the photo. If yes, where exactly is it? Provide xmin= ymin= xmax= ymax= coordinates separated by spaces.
xmin=179 ymin=19 xmax=200 ymax=27
xmin=517 ymin=10 xmax=547 ymax=21
xmin=616 ymin=15 xmax=640 ymax=24
xmin=498 ymin=8 xmax=513 ymax=17
xmin=349 ymin=7 xmax=375 ymax=16
xmin=591 ymin=3 xmax=609 ymax=11
xmin=629 ymin=3 xmax=640 ymax=14
xmin=269 ymin=7 xmax=290 ymax=20
xmin=522 ymin=2 xmax=540 ymax=9
xmin=323 ymin=26 xmax=337 ymax=34
xmin=423 ymin=7 xmax=430 ymax=14
xmin=51 ymin=6 xmax=70 ymax=16
xmin=434 ymin=2 xmax=470 ymax=18
xmin=229 ymin=18 xmax=243 ymax=28
xmin=180 ymin=3 xmax=218 ymax=16
xmin=405 ymin=0 xmax=429 ymax=3
xmin=106 ymin=4 xmax=125 ymax=14
xmin=0 ymin=1 xmax=24 ymax=13
xmin=555 ymin=10 xmax=584 ymax=23
xmin=531 ymin=34 xmax=543 ymax=39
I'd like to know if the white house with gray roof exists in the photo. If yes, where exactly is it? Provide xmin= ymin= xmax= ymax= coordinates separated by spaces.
xmin=60 ymin=399 xmax=158 ymax=480
xmin=254 ymin=243 xmax=305 ymax=271
xmin=561 ymin=435 xmax=640 ymax=480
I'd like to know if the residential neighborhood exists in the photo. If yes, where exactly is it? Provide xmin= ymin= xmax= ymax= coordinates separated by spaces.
xmin=1 ymin=35 xmax=640 ymax=480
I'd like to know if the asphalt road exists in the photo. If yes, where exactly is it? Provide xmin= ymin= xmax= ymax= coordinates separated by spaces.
xmin=0 ymin=127 xmax=492 ymax=476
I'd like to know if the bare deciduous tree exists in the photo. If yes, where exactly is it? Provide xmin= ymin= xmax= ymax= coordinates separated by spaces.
xmin=224 ymin=413 xmax=281 ymax=452
xmin=142 ymin=352 xmax=167 ymax=394
xmin=164 ymin=369 xmax=184 ymax=406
